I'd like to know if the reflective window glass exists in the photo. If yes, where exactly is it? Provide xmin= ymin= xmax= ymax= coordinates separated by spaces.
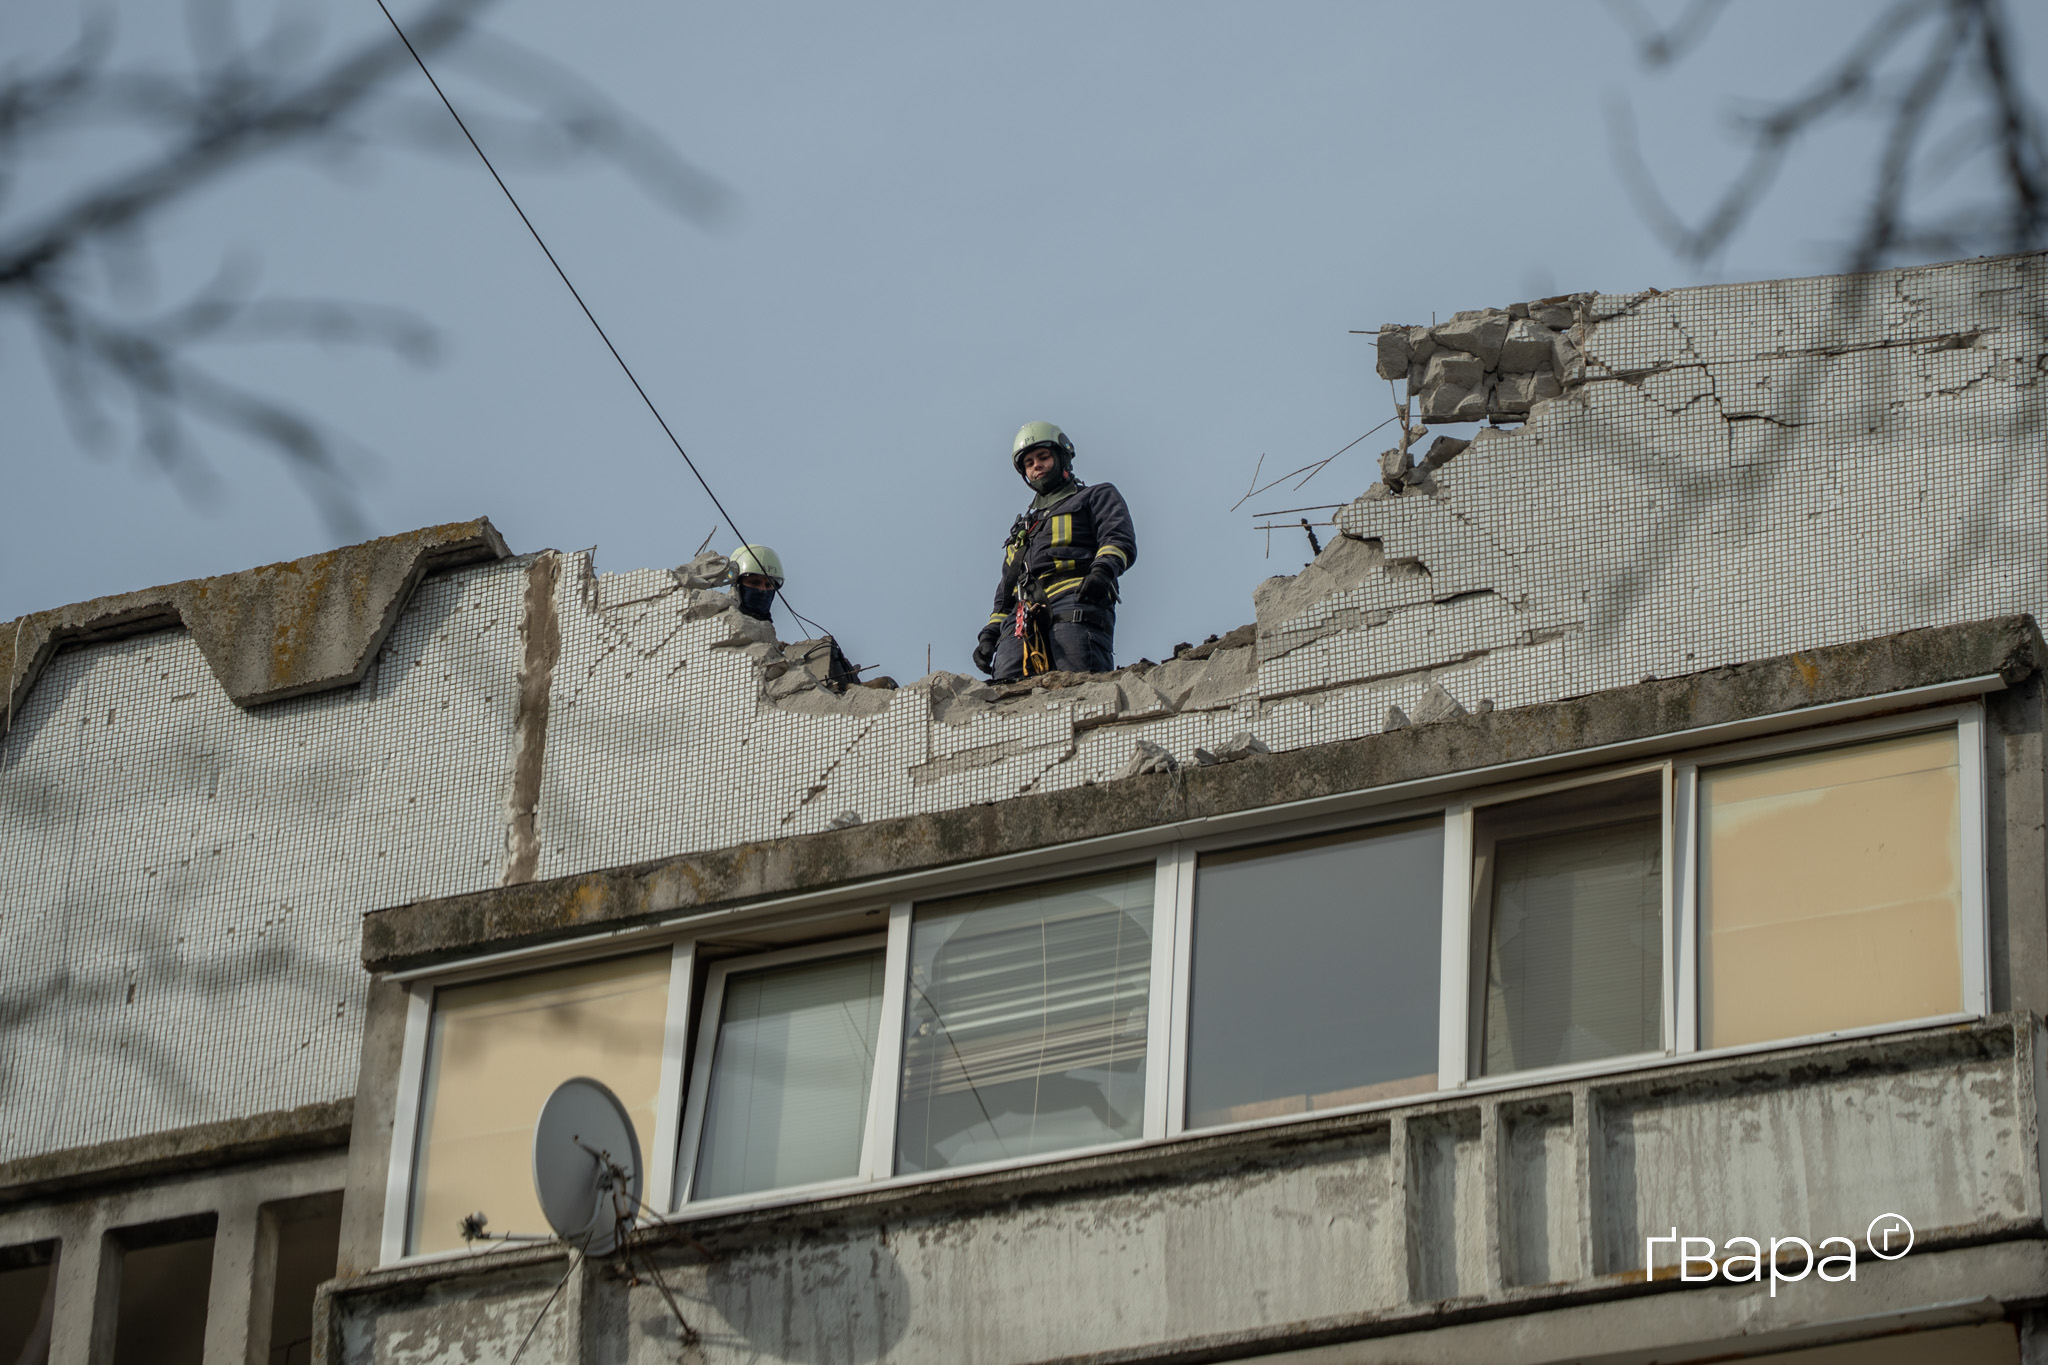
xmin=1186 ymin=820 xmax=1442 ymax=1128
xmin=897 ymin=866 xmax=1153 ymax=1173
xmin=1477 ymin=774 xmax=1663 ymax=1075
xmin=692 ymin=950 xmax=885 ymax=1200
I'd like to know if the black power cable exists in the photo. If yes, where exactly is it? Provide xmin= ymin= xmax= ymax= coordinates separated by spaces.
xmin=373 ymin=0 xmax=832 ymax=641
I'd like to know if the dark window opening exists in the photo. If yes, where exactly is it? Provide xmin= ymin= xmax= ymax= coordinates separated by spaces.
xmin=261 ymin=1194 xmax=342 ymax=1365
xmin=0 ymin=1241 xmax=58 ymax=1365
xmin=108 ymin=1215 xmax=216 ymax=1365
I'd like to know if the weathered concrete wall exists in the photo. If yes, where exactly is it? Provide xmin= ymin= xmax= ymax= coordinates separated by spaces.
xmin=0 ymin=1146 xmax=346 ymax=1365
xmin=323 ymin=1017 xmax=2048 ymax=1365
xmin=0 ymin=557 xmax=531 ymax=1161
xmin=4 ymin=254 xmax=2044 ymax=1169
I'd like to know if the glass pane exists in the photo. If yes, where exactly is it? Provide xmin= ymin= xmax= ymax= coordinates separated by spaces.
xmin=0 ymin=1248 xmax=57 ymax=1365
xmin=1701 ymin=729 xmax=1962 ymax=1049
xmin=113 ymin=1231 xmax=214 ymax=1365
xmin=1187 ymin=820 xmax=1443 ymax=1129
xmin=409 ymin=952 xmax=670 ymax=1254
xmin=693 ymin=950 xmax=885 ymax=1200
xmin=1478 ymin=774 xmax=1663 ymax=1075
xmin=898 ymin=866 xmax=1153 ymax=1173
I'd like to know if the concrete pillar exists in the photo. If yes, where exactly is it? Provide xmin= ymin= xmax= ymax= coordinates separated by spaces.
xmin=41 ymin=1207 xmax=101 ymax=1365
xmin=201 ymin=1202 xmax=260 ymax=1365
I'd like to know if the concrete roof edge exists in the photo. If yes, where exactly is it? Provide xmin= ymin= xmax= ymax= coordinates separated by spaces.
xmin=0 ymin=1097 xmax=353 ymax=1207
xmin=1 ymin=517 xmax=510 ymax=731
xmin=360 ymin=613 xmax=2045 ymax=974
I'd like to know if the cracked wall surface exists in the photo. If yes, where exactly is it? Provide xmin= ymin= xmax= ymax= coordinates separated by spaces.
xmin=2 ymin=252 xmax=2044 ymax=1164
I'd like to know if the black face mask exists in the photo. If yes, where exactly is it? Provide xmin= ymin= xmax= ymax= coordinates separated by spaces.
xmin=735 ymin=584 xmax=776 ymax=620
xmin=1027 ymin=466 xmax=1072 ymax=496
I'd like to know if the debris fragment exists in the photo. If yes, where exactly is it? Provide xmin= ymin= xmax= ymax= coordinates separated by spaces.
xmin=1193 ymin=732 xmax=1270 ymax=766
xmin=1122 ymin=740 xmax=1178 ymax=778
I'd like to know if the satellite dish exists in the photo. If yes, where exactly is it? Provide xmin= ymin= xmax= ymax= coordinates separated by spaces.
xmin=532 ymin=1077 xmax=643 ymax=1255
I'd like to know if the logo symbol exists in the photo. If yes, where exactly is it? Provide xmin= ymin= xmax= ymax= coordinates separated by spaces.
xmin=1866 ymin=1213 xmax=1914 ymax=1260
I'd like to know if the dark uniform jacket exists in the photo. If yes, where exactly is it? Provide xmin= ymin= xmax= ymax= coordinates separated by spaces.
xmin=986 ymin=479 xmax=1138 ymax=627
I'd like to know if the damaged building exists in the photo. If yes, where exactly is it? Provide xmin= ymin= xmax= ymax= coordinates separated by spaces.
xmin=2 ymin=249 xmax=2047 ymax=1363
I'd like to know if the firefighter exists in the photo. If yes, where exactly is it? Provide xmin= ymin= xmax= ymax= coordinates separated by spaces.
xmin=729 ymin=543 xmax=860 ymax=689
xmin=728 ymin=544 xmax=784 ymax=622
xmin=973 ymin=421 xmax=1137 ymax=680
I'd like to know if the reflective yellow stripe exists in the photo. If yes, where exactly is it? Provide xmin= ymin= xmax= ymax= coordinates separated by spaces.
xmin=1096 ymin=545 xmax=1129 ymax=566
xmin=1051 ymin=514 xmax=1073 ymax=547
xmin=987 ymin=611 xmax=1008 ymax=625
xmin=1041 ymin=576 xmax=1086 ymax=598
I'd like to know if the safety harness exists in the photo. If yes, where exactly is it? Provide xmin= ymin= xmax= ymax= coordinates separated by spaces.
xmin=1005 ymin=511 xmax=1054 ymax=677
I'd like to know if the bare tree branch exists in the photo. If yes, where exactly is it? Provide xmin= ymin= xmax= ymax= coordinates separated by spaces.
xmin=0 ymin=0 xmax=728 ymax=537
xmin=1606 ymin=0 xmax=2047 ymax=273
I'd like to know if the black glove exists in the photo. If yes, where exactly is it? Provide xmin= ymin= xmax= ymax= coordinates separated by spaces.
xmin=1079 ymin=561 xmax=1120 ymax=607
xmin=973 ymin=623 xmax=1001 ymax=674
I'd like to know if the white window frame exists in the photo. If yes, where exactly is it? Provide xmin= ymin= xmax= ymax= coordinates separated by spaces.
xmin=672 ymin=933 xmax=891 ymax=1212
xmin=1445 ymin=760 xmax=1676 ymax=1091
xmin=377 ymin=695 xmax=1992 ymax=1263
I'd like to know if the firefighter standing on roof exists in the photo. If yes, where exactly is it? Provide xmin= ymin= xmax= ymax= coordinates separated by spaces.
xmin=974 ymin=421 xmax=1137 ymax=681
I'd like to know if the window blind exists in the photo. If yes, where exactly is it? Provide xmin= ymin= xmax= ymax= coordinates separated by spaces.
xmin=1700 ymin=728 xmax=1962 ymax=1048
xmin=897 ymin=866 xmax=1153 ymax=1173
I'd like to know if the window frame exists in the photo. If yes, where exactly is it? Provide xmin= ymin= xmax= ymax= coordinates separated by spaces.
xmin=671 ymin=932 xmax=893 ymax=1211
xmin=1441 ymin=760 xmax=1676 ymax=1091
xmin=1671 ymin=702 xmax=1988 ymax=1057
xmin=377 ymin=694 xmax=1992 ymax=1264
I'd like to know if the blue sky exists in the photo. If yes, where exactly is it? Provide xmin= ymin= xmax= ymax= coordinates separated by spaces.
xmin=6 ymin=2 xmax=2044 ymax=678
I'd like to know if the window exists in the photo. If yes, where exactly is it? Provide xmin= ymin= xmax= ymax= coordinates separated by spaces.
xmin=897 ymin=867 xmax=1154 ymax=1173
xmin=0 ymin=1243 xmax=57 ymax=1365
xmin=1698 ymin=729 xmax=1965 ymax=1049
xmin=1185 ymin=820 xmax=1442 ymax=1129
xmin=680 ymin=942 xmax=887 ymax=1202
xmin=107 ymin=1217 xmax=216 ymax=1365
xmin=1472 ymin=772 xmax=1665 ymax=1076
xmin=408 ymin=951 xmax=670 ymax=1254
xmin=383 ymin=702 xmax=1989 ymax=1251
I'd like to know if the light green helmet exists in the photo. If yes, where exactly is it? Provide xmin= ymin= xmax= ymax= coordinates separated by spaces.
xmin=729 ymin=544 xmax=785 ymax=586
xmin=1011 ymin=420 xmax=1076 ymax=475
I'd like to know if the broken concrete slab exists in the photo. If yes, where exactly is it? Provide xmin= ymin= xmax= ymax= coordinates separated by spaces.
xmin=1433 ymin=309 xmax=1512 ymax=369
xmin=1376 ymin=326 xmax=1412 ymax=380
xmin=1497 ymin=317 xmax=1558 ymax=373
xmin=1193 ymin=731 xmax=1270 ymax=765
xmin=1122 ymin=739 xmax=1178 ymax=777
xmin=1408 ymin=682 xmax=1469 ymax=725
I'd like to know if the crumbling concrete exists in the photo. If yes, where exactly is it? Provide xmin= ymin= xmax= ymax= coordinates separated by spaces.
xmin=359 ymin=615 xmax=2041 ymax=971
xmin=1379 ymin=295 xmax=1588 ymax=425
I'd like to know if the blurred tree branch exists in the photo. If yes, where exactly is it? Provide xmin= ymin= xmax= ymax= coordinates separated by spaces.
xmin=0 ymin=0 xmax=727 ymax=537
xmin=1603 ymin=0 xmax=2046 ymax=273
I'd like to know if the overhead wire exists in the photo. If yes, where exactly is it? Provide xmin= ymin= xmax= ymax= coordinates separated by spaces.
xmin=372 ymin=0 xmax=833 ymax=642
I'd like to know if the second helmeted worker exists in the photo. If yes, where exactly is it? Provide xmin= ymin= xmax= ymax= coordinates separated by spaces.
xmin=974 ymin=421 xmax=1137 ymax=680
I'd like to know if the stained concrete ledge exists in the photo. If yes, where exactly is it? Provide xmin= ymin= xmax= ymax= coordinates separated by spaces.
xmin=0 ymin=1097 xmax=353 ymax=1206
xmin=324 ymin=1016 xmax=2045 ymax=1365
xmin=362 ymin=613 xmax=2046 ymax=972
xmin=1 ymin=518 xmax=509 ymax=732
